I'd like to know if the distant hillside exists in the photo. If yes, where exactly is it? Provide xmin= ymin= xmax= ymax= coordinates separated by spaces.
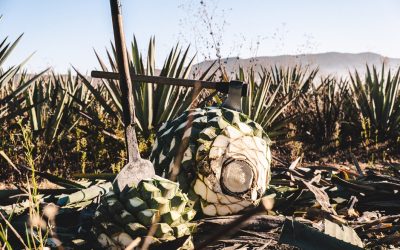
xmin=192 ymin=52 xmax=400 ymax=79
xmin=18 ymin=52 xmax=399 ymax=83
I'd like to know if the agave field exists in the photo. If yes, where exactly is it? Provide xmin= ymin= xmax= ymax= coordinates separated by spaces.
xmin=1 ymin=16 xmax=400 ymax=250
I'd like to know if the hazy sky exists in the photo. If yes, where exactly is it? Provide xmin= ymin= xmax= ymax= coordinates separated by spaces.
xmin=1 ymin=0 xmax=400 ymax=73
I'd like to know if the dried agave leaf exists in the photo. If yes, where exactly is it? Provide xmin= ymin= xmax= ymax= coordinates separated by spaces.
xmin=302 ymin=180 xmax=337 ymax=215
xmin=279 ymin=219 xmax=363 ymax=250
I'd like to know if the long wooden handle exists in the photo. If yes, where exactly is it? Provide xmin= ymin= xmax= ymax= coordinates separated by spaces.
xmin=110 ymin=0 xmax=140 ymax=161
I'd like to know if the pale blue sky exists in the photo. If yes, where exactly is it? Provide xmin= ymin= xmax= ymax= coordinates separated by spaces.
xmin=1 ymin=0 xmax=400 ymax=73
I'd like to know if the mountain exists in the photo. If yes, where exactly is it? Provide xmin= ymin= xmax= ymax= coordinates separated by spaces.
xmin=192 ymin=52 xmax=400 ymax=79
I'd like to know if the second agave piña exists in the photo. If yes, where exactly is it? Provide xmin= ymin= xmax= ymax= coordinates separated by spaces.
xmin=91 ymin=176 xmax=196 ymax=248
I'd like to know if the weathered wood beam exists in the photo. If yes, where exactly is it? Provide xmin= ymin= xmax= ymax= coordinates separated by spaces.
xmin=91 ymin=70 xmax=248 ymax=96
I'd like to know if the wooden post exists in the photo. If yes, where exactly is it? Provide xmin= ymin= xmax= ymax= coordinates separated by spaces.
xmin=109 ymin=0 xmax=140 ymax=162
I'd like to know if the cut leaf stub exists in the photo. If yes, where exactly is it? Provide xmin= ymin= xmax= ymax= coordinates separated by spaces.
xmin=150 ymin=107 xmax=272 ymax=216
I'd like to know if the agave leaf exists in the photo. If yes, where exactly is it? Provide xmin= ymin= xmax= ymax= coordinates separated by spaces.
xmin=72 ymin=173 xmax=116 ymax=181
xmin=0 ymin=34 xmax=23 ymax=66
xmin=0 ymin=68 xmax=48 ymax=107
xmin=57 ymin=182 xmax=112 ymax=206
xmin=279 ymin=219 xmax=363 ymax=250
xmin=18 ymin=164 xmax=86 ymax=189
xmin=94 ymin=50 xmax=123 ymax=114
xmin=0 ymin=150 xmax=20 ymax=174
xmin=102 ymin=78 xmax=123 ymax=113
xmin=0 ymin=66 xmax=18 ymax=87
xmin=25 ymin=87 xmax=39 ymax=130
xmin=74 ymin=67 xmax=117 ymax=119
xmin=44 ymin=79 xmax=69 ymax=143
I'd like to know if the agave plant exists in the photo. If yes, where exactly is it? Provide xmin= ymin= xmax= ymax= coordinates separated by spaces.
xmin=238 ymin=65 xmax=317 ymax=139
xmin=25 ymin=72 xmax=94 ymax=144
xmin=0 ymin=15 xmax=53 ymax=132
xmin=0 ymin=23 xmax=47 ymax=121
xmin=0 ymin=16 xmax=126 ymax=177
xmin=0 ymin=24 xmax=24 ymax=87
xmin=81 ymin=37 xmax=216 ymax=140
xmin=296 ymin=76 xmax=349 ymax=149
xmin=92 ymin=176 xmax=196 ymax=247
xmin=0 ymin=71 xmax=47 ymax=123
xmin=269 ymin=65 xmax=316 ymax=97
xmin=350 ymin=65 xmax=400 ymax=143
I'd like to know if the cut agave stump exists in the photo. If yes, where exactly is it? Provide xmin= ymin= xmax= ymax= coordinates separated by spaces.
xmin=92 ymin=176 xmax=196 ymax=249
xmin=150 ymin=107 xmax=272 ymax=216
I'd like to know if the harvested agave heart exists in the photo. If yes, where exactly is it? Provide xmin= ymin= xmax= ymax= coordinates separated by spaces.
xmin=92 ymin=176 xmax=196 ymax=249
xmin=150 ymin=107 xmax=271 ymax=216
